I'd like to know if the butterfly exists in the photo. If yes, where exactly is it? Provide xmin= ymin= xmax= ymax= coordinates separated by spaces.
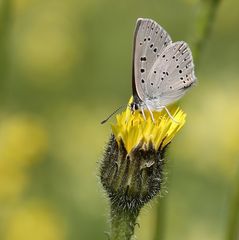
xmin=101 ymin=18 xmax=196 ymax=124
xmin=131 ymin=18 xmax=197 ymax=121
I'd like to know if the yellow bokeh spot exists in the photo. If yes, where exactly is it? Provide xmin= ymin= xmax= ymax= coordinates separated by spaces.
xmin=112 ymin=97 xmax=186 ymax=153
xmin=4 ymin=201 xmax=65 ymax=240
xmin=12 ymin=1 xmax=80 ymax=84
xmin=0 ymin=116 xmax=48 ymax=166
xmin=0 ymin=115 xmax=48 ymax=201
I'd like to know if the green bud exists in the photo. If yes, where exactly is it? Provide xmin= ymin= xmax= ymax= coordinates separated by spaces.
xmin=100 ymin=134 xmax=168 ymax=239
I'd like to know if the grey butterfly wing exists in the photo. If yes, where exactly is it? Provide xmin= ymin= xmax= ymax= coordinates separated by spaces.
xmin=132 ymin=18 xmax=172 ymax=102
xmin=145 ymin=41 xmax=196 ymax=106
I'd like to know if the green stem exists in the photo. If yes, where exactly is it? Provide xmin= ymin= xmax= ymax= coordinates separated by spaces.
xmin=226 ymin=174 xmax=239 ymax=240
xmin=153 ymin=197 xmax=166 ymax=240
xmin=0 ymin=0 xmax=12 ymax=102
xmin=192 ymin=0 xmax=221 ymax=64
xmin=110 ymin=207 xmax=139 ymax=240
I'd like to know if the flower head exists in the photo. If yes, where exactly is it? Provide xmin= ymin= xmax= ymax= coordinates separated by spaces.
xmin=100 ymin=97 xmax=186 ymax=212
xmin=111 ymin=97 xmax=186 ymax=153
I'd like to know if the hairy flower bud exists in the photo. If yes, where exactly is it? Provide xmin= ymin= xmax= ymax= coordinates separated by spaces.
xmin=100 ymin=135 xmax=168 ymax=212
xmin=100 ymin=98 xmax=186 ymax=213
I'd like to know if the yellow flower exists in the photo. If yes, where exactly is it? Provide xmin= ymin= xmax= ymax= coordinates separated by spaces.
xmin=111 ymin=97 xmax=186 ymax=153
xmin=100 ymin=97 xmax=187 ymax=212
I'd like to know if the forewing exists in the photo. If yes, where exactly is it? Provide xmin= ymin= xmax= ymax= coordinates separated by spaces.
xmin=132 ymin=18 xmax=172 ymax=101
xmin=145 ymin=41 xmax=196 ymax=106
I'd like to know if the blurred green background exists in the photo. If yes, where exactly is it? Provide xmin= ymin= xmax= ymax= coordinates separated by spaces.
xmin=0 ymin=0 xmax=239 ymax=239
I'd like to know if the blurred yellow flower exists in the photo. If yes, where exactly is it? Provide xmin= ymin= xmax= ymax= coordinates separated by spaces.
xmin=12 ymin=1 xmax=80 ymax=84
xmin=0 ymin=115 xmax=48 ymax=201
xmin=4 ymin=201 xmax=66 ymax=240
xmin=111 ymin=97 xmax=186 ymax=153
xmin=0 ymin=167 xmax=27 ymax=202
xmin=0 ymin=116 xmax=48 ymax=166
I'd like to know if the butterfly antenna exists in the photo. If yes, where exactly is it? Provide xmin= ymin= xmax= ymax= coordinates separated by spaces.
xmin=101 ymin=105 xmax=126 ymax=124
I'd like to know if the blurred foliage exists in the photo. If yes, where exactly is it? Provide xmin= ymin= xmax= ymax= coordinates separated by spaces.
xmin=0 ymin=0 xmax=239 ymax=239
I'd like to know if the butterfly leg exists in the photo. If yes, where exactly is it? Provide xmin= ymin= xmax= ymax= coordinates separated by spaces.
xmin=140 ymin=107 xmax=146 ymax=120
xmin=149 ymin=111 xmax=155 ymax=123
xmin=162 ymin=106 xmax=179 ymax=124
xmin=145 ymin=104 xmax=155 ymax=123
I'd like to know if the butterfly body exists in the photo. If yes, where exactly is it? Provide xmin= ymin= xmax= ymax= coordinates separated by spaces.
xmin=131 ymin=18 xmax=196 ymax=115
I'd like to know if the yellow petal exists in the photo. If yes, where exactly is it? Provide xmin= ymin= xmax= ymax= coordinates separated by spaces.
xmin=111 ymin=97 xmax=186 ymax=153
